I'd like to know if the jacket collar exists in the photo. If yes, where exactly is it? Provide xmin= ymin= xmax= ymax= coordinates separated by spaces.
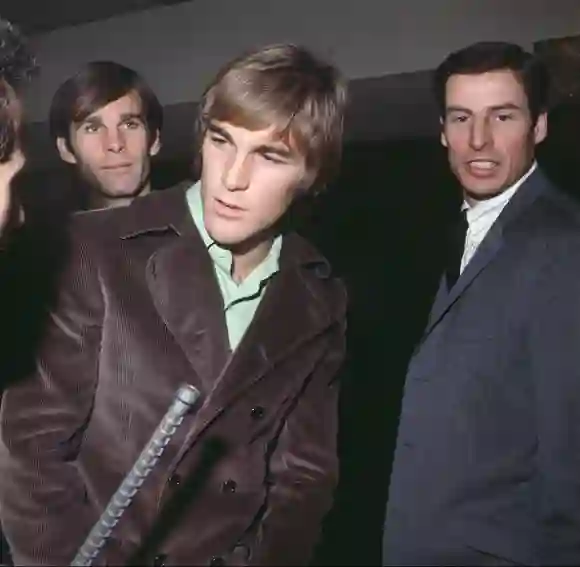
xmin=116 ymin=180 xmax=332 ymax=275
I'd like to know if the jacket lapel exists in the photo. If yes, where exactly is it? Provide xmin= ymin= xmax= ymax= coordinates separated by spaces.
xmin=209 ymin=257 xmax=334 ymax=405
xmin=425 ymin=221 xmax=504 ymax=334
xmin=119 ymin=183 xmax=230 ymax=389
xmin=423 ymin=168 xmax=550 ymax=337
xmin=146 ymin=234 xmax=230 ymax=390
xmin=171 ymin=235 xmax=340 ymax=459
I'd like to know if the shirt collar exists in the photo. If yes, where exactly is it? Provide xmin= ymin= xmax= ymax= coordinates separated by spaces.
xmin=187 ymin=180 xmax=214 ymax=249
xmin=462 ymin=161 xmax=537 ymax=222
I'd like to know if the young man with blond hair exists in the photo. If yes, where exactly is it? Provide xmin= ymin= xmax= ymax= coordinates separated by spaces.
xmin=0 ymin=43 xmax=348 ymax=566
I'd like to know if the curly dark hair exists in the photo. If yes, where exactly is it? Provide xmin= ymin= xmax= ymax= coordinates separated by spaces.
xmin=0 ymin=17 xmax=37 ymax=90
xmin=0 ymin=17 xmax=37 ymax=163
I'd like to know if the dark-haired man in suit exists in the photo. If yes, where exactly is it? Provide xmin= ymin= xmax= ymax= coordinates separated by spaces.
xmin=384 ymin=41 xmax=580 ymax=566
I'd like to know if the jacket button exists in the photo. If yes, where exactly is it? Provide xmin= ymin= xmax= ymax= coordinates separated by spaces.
xmin=169 ymin=474 xmax=181 ymax=487
xmin=221 ymin=479 xmax=237 ymax=493
xmin=209 ymin=556 xmax=225 ymax=566
xmin=153 ymin=553 xmax=167 ymax=566
xmin=250 ymin=406 xmax=265 ymax=419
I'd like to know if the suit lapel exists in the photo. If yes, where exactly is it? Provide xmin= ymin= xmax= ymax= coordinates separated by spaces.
xmin=425 ymin=223 xmax=503 ymax=334
xmin=423 ymin=168 xmax=550 ymax=338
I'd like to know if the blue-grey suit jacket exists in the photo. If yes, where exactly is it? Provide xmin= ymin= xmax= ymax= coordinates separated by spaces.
xmin=384 ymin=169 xmax=580 ymax=566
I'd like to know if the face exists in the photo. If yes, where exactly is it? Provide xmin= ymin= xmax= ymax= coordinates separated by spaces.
xmin=200 ymin=120 xmax=310 ymax=249
xmin=57 ymin=92 xmax=160 ymax=204
xmin=441 ymin=69 xmax=547 ymax=202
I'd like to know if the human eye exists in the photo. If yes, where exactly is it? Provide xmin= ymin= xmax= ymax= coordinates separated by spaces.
xmin=212 ymin=134 xmax=229 ymax=146
xmin=260 ymin=151 xmax=286 ymax=164
xmin=496 ymin=113 xmax=515 ymax=122
xmin=207 ymin=127 xmax=229 ymax=145
xmin=122 ymin=119 xmax=142 ymax=129
xmin=448 ymin=113 xmax=469 ymax=124
xmin=258 ymin=144 xmax=292 ymax=164
xmin=83 ymin=122 xmax=100 ymax=133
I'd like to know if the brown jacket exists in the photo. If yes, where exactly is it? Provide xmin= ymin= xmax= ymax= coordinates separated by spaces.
xmin=0 ymin=184 xmax=346 ymax=566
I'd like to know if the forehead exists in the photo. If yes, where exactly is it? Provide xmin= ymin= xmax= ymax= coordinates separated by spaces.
xmin=83 ymin=91 xmax=143 ymax=122
xmin=445 ymin=70 xmax=528 ymax=110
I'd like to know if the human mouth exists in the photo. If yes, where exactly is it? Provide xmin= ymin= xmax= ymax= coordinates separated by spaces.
xmin=102 ymin=164 xmax=133 ymax=173
xmin=214 ymin=197 xmax=244 ymax=218
xmin=466 ymin=159 xmax=500 ymax=176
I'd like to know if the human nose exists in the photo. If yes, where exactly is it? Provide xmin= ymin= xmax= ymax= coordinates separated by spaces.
xmin=105 ymin=127 xmax=126 ymax=154
xmin=222 ymin=151 xmax=250 ymax=191
xmin=469 ymin=116 xmax=491 ymax=151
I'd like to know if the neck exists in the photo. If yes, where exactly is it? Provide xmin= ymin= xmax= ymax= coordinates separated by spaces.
xmin=230 ymin=237 xmax=274 ymax=283
xmin=90 ymin=183 xmax=151 ymax=210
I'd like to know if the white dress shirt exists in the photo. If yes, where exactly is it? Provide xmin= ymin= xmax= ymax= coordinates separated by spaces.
xmin=460 ymin=162 xmax=537 ymax=273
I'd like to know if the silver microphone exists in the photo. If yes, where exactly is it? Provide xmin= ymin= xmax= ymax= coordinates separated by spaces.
xmin=71 ymin=384 xmax=201 ymax=567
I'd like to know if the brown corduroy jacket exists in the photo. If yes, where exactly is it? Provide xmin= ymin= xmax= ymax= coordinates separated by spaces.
xmin=0 ymin=183 xmax=346 ymax=566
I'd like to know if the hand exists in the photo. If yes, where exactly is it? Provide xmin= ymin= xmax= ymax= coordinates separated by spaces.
xmin=0 ymin=147 xmax=24 ymax=236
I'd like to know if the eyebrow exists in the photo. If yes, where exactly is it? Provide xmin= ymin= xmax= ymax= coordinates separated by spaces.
xmin=208 ymin=121 xmax=295 ymax=158
xmin=76 ymin=112 xmax=144 ymax=128
xmin=119 ymin=112 xmax=144 ymax=122
xmin=445 ymin=103 xmax=524 ymax=115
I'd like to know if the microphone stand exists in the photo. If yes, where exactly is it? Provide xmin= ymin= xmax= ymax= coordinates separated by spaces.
xmin=71 ymin=384 xmax=201 ymax=567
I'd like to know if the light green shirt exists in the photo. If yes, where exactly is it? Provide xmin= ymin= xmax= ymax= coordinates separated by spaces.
xmin=186 ymin=182 xmax=282 ymax=350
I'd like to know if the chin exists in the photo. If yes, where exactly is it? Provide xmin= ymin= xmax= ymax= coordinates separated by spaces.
xmin=460 ymin=174 xmax=502 ymax=193
xmin=463 ymin=185 xmax=506 ymax=201
xmin=205 ymin=227 xmax=246 ymax=248
xmin=205 ymin=212 xmax=272 ymax=250
xmin=101 ymin=186 xmax=141 ymax=198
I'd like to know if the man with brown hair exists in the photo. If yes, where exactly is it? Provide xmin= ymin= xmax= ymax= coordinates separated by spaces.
xmin=49 ymin=61 xmax=163 ymax=210
xmin=0 ymin=43 xmax=348 ymax=566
